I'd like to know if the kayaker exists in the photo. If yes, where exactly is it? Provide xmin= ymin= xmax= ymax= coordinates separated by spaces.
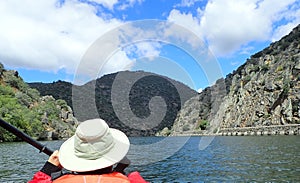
xmin=28 ymin=118 xmax=148 ymax=183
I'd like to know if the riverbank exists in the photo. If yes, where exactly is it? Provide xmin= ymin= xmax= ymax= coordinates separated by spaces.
xmin=169 ymin=124 xmax=300 ymax=136
xmin=218 ymin=124 xmax=300 ymax=136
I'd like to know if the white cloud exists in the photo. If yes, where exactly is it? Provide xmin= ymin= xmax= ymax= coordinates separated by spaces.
xmin=200 ymin=0 xmax=270 ymax=55
xmin=90 ymin=0 xmax=144 ymax=10
xmin=89 ymin=0 xmax=119 ymax=10
xmin=168 ymin=9 xmax=203 ymax=38
xmin=175 ymin=0 xmax=203 ymax=7
xmin=271 ymin=2 xmax=300 ymax=41
xmin=101 ymin=50 xmax=136 ymax=76
xmin=125 ymin=42 xmax=162 ymax=60
xmin=272 ymin=22 xmax=298 ymax=41
xmin=117 ymin=0 xmax=144 ymax=10
xmin=168 ymin=0 xmax=300 ymax=56
xmin=0 ymin=0 xmax=131 ymax=77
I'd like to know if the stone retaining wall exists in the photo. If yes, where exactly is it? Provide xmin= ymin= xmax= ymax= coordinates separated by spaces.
xmin=219 ymin=124 xmax=300 ymax=136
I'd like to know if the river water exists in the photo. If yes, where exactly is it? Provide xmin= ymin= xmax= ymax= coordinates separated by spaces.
xmin=0 ymin=136 xmax=299 ymax=182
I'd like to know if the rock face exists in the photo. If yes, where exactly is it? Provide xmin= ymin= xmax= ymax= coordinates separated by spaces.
xmin=38 ymin=96 xmax=78 ymax=140
xmin=170 ymin=24 xmax=300 ymax=135
xmin=168 ymin=78 xmax=227 ymax=135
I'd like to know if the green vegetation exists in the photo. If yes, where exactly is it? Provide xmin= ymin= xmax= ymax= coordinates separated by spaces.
xmin=275 ymin=76 xmax=283 ymax=81
xmin=249 ymin=65 xmax=260 ymax=73
xmin=0 ymin=85 xmax=43 ymax=141
xmin=282 ymin=79 xmax=290 ymax=95
xmin=276 ymin=65 xmax=284 ymax=72
xmin=3 ymin=71 xmax=27 ymax=92
xmin=242 ymin=75 xmax=251 ymax=85
xmin=0 ymin=64 xmax=72 ymax=142
xmin=261 ymin=64 xmax=270 ymax=71
xmin=196 ymin=119 xmax=209 ymax=130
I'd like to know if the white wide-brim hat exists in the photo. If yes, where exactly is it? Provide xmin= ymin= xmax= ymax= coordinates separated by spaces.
xmin=59 ymin=118 xmax=130 ymax=172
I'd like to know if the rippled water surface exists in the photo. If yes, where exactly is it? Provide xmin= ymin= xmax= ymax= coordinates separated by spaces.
xmin=0 ymin=136 xmax=299 ymax=182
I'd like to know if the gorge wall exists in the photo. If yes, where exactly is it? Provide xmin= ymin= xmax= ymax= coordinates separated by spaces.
xmin=168 ymin=24 xmax=300 ymax=136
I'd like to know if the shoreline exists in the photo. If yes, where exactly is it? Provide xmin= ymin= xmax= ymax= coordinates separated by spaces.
xmin=169 ymin=124 xmax=300 ymax=136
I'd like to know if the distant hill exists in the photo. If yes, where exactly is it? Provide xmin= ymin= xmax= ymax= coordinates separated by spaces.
xmin=170 ymin=24 xmax=300 ymax=135
xmin=0 ymin=64 xmax=77 ymax=142
xmin=29 ymin=80 xmax=73 ymax=107
xmin=29 ymin=71 xmax=197 ymax=136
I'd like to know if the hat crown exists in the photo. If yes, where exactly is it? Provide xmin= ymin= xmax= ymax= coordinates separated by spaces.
xmin=74 ymin=119 xmax=115 ymax=160
xmin=76 ymin=119 xmax=108 ymax=142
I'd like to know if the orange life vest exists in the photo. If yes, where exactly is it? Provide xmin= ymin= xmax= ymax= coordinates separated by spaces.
xmin=53 ymin=172 xmax=130 ymax=183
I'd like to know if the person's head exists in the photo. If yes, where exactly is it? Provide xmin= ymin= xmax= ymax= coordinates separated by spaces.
xmin=58 ymin=118 xmax=130 ymax=172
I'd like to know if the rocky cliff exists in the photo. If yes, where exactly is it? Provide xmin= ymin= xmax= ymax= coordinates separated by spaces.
xmin=169 ymin=24 xmax=300 ymax=135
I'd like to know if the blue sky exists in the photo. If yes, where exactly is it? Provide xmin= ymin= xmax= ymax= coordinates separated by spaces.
xmin=0 ymin=0 xmax=299 ymax=91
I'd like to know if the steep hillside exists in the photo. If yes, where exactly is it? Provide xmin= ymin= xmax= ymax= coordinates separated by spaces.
xmin=171 ymin=24 xmax=300 ymax=135
xmin=0 ymin=64 xmax=77 ymax=141
xmin=30 ymin=71 xmax=197 ymax=136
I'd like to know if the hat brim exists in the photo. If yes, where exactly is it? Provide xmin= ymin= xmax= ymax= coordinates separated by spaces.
xmin=59 ymin=128 xmax=130 ymax=172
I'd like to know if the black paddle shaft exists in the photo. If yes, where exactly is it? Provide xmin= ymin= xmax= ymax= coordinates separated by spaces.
xmin=0 ymin=118 xmax=53 ymax=156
